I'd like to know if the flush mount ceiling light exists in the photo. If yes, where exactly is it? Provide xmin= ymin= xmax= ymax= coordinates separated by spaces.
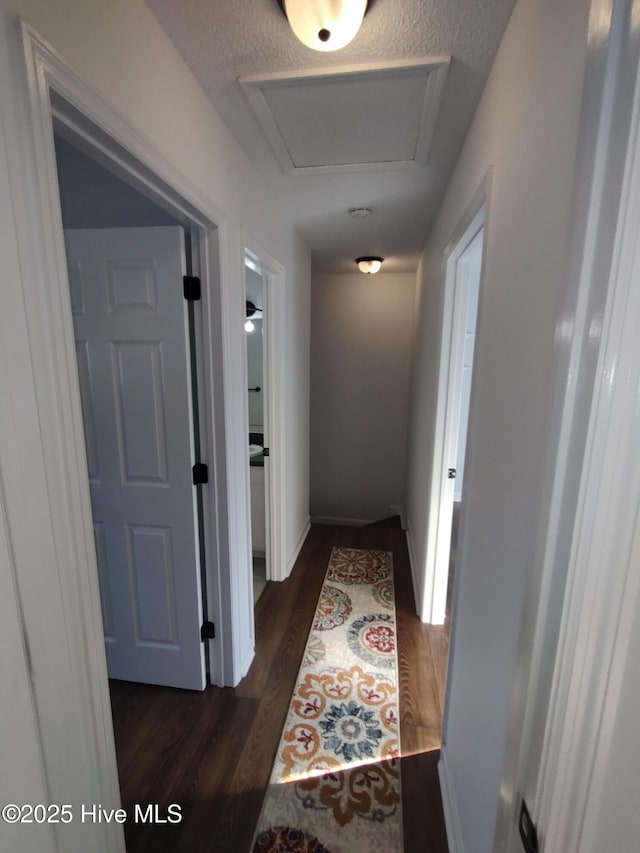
xmin=281 ymin=0 xmax=368 ymax=52
xmin=356 ymin=256 xmax=384 ymax=274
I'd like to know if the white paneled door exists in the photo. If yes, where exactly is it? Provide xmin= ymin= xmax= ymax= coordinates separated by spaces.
xmin=66 ymin=227 xmax=206 ymax=690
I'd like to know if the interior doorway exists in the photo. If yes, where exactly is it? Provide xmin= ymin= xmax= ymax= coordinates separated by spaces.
xmin=54 ymin=134 xmax=210 ymax=689
xmin=245 ymin=258 xmax=269 ymax=603
xmin=422 ymin=198 xmax=486 ymax=625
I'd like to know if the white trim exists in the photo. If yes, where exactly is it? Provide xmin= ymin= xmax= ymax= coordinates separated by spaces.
xmin=194 ymin=225 xmax=248 ymax=688
xmin=414 ymin=60 xmax=451 ymax=165
xmin=490 ymin=3 xmax=640 ymax=850
xmin=240 ymin=56 xmax=452 ymax=86
xmin=237 ymin=638 xmax=257 ymax=683
xmin=267 ymin=159 xmax=429 ymax=177
xmin=25 ymin=31 xmax=224 ymax=227
xmin=244 ymin=242 xmax=288 ymax=583
xmin=421 ymin=171 xmax=491 ymax=624
xmin=217 ymin=222 xmax=256 ymax=681
xmin=389 ymin=504 xmax=407 ymax=529
xmin=405 ymin=522 xmax=420 ymax=611
xmin=537 ymin=21 xmax=640 ymax=849
xmin=438 ymin=745 xmax=465 ymax=853
xmin=310 ymin=516 xmax=375 ymax=527
xmin=286 ymin=518 xmax=312 ymax=576
xmin=240 ymin=56 xmax=449 ymax=175
xmin=15 ymin=20 xmax=254 ymax=692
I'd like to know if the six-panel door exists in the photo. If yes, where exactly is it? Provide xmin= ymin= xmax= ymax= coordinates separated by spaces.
xmin=66 ymin=226 xmax=206 ymax=690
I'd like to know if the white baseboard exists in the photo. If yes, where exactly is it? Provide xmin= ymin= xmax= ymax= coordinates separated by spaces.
xmin=285 ymin=517 xmax=311 ymax=577
xmin=235 ymin=642 xmax=256 ymax=687
xmin=405 ymin=521 xmax=421 ymax=616
xmin=389 ymin=504 xmax=407 ymax=529
xmin=310 ymin=515 xmax=375 ymax=527
xmin=439 ymin=745 xmax=464 ymax=853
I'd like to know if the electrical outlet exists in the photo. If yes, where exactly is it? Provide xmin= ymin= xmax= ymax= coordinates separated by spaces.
xmin=519 ymin=799 xmax=539 ymax=853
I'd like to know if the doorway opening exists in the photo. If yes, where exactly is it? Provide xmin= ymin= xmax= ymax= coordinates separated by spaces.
xmin=54 ymin=131 xmax=212 ymax=690
xmin=14 ymin=25 xmax=262 ymax=842
xmin=422 ymin=195 xmax=487 ymax=626
xmin=245 ymin=257 xmax=269 ymax=604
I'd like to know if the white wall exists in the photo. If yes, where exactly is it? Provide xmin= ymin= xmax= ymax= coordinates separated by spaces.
xmin=310 ymin=272 xmax=415 ymax=523
xmin=404 ymin=0 xmax=590 ymax=848
xmin=0 ymin=1 xmax=309 ymax=848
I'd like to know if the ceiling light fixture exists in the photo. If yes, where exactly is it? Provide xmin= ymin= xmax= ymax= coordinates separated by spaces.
xmin=356 ymin=256 xmax=384 ymax=274
xmin=281 ymin=0 xmax=368 ymax=52
xmin=245 ymin=300 xmax=262 ymax=332
xmin=349 ymin=207 xmax=372 ymax=219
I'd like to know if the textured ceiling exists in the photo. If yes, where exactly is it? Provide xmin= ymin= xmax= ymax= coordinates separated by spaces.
xmin=146 ymin=0 xmax=516 ymax=273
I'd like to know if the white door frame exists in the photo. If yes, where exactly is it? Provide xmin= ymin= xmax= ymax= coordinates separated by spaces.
xmin=0 ymin=20 xmax=256 ymax=851
xmin=538 ymin=92 xmax=640 ymax=848
xmin=489 ymin=1 xmax=640 ymax=850
xmin=524 ymin=4 xmax=640 ymax=849
xmin=244 ymin=243 xmax=287 ymax=582
xmin=421 ymin=172 xmax=492 ymax=624
xmin=23 ymin=27 xmax=241 ymax=686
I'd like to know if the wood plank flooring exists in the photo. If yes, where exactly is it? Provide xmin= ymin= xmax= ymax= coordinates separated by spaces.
xmin=109 ymin=523 xmax=449 ymax=852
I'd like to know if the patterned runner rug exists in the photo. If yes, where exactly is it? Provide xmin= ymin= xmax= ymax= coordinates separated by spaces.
xmin=252 ymin=547 xmax=403 ymax=853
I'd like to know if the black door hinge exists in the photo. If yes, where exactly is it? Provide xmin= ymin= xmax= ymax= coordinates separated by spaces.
xmin=448 ymin=468 xmax=456 ymax=478
xmin=519 ymin=800 xmax=539 ymax=853
xmin=192 ymin=463 xmax=208 ymax=485
xmin=263 ymin=447 xmax=270 ymax=457
xmin=201 ymin=621 xmax=215 ymax=641
xmin=183 ymin=275 xmax=201 ymax=301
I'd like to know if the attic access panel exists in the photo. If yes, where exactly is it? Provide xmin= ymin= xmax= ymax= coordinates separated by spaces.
xmin=241 ymin=58 xmax=450 ymax=174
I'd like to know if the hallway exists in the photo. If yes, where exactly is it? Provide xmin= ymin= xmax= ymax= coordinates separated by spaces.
xmin=109 ymin=524 xmax=450 ymax=852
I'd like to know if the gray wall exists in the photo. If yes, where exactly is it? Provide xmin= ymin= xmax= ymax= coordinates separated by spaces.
xmin=310 ymin=272 xmax=415 ymax=523
xmin=404 ymin=0 xmax=590 ymax=848
xmin=54 ymin=135 xmax=180 ymax=228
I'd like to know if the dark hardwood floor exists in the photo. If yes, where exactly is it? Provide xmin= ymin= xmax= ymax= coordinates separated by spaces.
xmin=109 ymin=523 xmax=450 ymax=852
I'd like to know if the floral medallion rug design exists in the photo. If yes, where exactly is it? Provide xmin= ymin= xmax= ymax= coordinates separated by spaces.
xmin=252 ymin=547 xmax=402 ymax=853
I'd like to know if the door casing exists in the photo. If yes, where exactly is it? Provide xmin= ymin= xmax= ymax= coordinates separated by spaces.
xmin=420 ymin=173 xmax=491 ymax=625
xmin=4 ymin=21 xmax=265 ymax=852
xmin=243 ymin=246 xmax=287 ymax=582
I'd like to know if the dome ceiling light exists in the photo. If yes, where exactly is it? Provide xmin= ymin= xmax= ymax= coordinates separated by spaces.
xmin=349 ymin=207 xmax=372 ymax=219
xmin=281 ymin=0 xmax=368 ymax=52
xmin=355 ymin=256 xmax=384 ymax=274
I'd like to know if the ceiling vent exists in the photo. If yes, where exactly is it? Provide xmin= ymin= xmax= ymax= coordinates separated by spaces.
xmin=240 ymin=57 xmax=450 ymax=175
